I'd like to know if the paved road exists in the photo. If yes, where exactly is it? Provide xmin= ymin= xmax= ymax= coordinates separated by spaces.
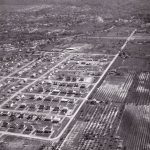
xmin=0 ymin=130 xmax=53 ymax=141
xmin=59 ymin=29 xmax=137 ymax=147
xmin=0 ymin=59 xmax=37 ymax=83
xmin=0 ymin=107 xmax=67 ymax=119
xmin=0 ymin=54 xmax=74 ymax=141
xmin=0 ymin=54 xmax=72 ymax=109
xmin=0 ymin=30 xmax=137 ymax=142
xmin=85 ymin=34 xmax=150 ymax=40
xmin=121 ymin=29 xmax=137 ymax=50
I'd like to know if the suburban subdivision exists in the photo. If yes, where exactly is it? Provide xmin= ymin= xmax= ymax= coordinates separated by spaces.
xmin=0 ymin=0 xmax=150 ymax=150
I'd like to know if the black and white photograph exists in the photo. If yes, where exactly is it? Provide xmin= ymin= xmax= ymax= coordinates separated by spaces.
xmin=0 ymin=0 xmax=150 ymax=149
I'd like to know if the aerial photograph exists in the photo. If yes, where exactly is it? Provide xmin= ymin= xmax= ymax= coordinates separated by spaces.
xmin=0 ymin=0 xmax=150 ymax=149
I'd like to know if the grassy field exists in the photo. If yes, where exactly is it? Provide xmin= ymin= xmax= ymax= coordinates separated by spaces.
xmin=0 ymin=0 xmax=150 ymax=18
